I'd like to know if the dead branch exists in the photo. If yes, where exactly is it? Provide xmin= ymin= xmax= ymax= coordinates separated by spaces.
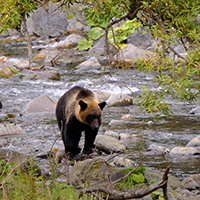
xmin=85 ymin=165 xmax=170 ymax=200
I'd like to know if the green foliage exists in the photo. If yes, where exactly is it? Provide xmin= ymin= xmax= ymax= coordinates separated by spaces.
xmin=0 ymin=0 xmax=38 ymax=33
xmin=119 ymin=166 xmax=146 ymax=188
xmin=0 ymin=156 xmax=78 ymax=200
xmin=108 ymin=19 xmax=142 ymax=47
xmin=78 ymin=38 xmax=93 ymax=50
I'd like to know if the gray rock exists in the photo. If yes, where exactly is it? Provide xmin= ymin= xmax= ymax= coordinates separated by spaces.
xmin=186 ymin=136 xmax=200 ymax=150
xmin=22 ymin=71 xmax=60 ymax=80
xmin=67 ymin=16 xmax=90 ymax=35
xmin=145 ymin=168 xmax=183 ymax=190
xmin=108 ymin=119 xmax=129 ymax=126
xmin=113 ymin=156 xmax=135 ymax=167
xmin=69 ymin=158 xmax=114 ymax=185
xmin=75 ymin=57 xmax=102 ymax=71
xmin=93 ymin=90 xmax=111 ymax=102
xmin=127 ymin=27 xmax=156 ymax=50
xmin=114 ymin=44 xmax=150 ymax=61
xmin=169 ymin=147 xmax=200 ymax=156
xmin=181 ymin=176 xmax=199 ymax=190
xmin=47 ymin=34 xmax=84 ymax=48
xmin=106 ymin=93 xmax=133 ymax=106
xmin=104 ymin=130 xmax=120 ymax=139
xmin=26 ymin=3 xmax=68 ymax=37
xmin=88 ymin=37 xmax=117 ymax=57
xmin=22 ymin=95 xmax=56 ymax=116
xmin=147 ymin=143 xmax=170 ymax=155
xmin=189 ymin=106 xmax=200 ymax=115
xmin=95 ymin=135 xmax=126 ymax=153
xmin=0 ymin=124 xmax=25 ymax=136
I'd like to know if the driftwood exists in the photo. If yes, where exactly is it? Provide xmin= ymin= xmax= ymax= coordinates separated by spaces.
xmin=85 ymin=165 xmax=170 ymax=200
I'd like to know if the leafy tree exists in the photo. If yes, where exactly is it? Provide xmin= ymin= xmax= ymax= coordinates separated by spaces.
xmin=66 ymin=0 xmax=200 ymax=115
xmin=0 ymin=0 xmax=47 ymax=71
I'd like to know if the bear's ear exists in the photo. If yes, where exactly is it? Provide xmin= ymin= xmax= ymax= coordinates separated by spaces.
xmin=98 ymin=101 xmax=106 ymax=110
xmin=79 ymin=100 xmax=87 ymax=111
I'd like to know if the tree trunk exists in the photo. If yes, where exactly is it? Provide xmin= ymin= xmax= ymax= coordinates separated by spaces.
xmin=21 ymin=12 xmax=33 ymax=72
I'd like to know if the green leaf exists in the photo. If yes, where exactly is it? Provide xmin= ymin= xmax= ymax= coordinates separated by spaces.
xmin=78 ymin=39 xmax=93 ymax=50
xmin=132 ymin=173 xmax=145 ymax=183
xmin=89 ymin=27 xmax=104 ymax=40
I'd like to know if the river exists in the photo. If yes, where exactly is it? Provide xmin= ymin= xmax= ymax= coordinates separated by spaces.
xmin=0 ymin=40 xmax=200 ymax=181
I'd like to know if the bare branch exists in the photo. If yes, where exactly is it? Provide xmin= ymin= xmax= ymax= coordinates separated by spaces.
xmin=85 ymin=166 xmax=170 ymax=200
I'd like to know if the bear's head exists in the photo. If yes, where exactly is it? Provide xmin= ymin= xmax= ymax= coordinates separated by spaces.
xmin=76 ymin=99 xmax=106 ymax=130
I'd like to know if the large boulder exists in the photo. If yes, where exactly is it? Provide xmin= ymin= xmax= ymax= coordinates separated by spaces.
xmin=95 ymin=135 xmax=126 ymax=153
xmin=127 ymin=27 xmax=156 ymax=50
xmin=26 ymin=3 xmax=68 ymax=37
xmin=69 ymin=158 xmax=114 ymax=186
xmin=22 ymin=95 xmax=57 ymax=116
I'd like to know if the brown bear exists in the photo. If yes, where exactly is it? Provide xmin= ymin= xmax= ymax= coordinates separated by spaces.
xmin=56 ymin=86 xmax=106 ymax=156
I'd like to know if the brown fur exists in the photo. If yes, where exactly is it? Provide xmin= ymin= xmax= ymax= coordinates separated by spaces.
xmin=56 ymin=86 xmax=106 ymax=155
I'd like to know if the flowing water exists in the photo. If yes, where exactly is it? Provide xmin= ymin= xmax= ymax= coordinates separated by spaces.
xmin=0 ymin=40 xmax=200 ymax=180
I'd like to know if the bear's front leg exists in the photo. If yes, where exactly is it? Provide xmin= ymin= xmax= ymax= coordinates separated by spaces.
xmin=83 ymin=128 xmax=98 ymax=154
xmin=64 ymin=124 xmax=82 ymax=155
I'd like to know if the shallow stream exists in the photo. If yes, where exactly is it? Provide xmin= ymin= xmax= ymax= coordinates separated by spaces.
xmin=0 ymin=40 xmax=200 ymax=180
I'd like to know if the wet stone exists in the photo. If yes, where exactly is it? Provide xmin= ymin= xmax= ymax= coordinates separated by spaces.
xmin=106 ymin=93 xmax=133 ymax=106
xmin=186 ymin=136 xmax=200 ymax=150
xmin=0 ymin=123 xmax=25 ymax=136
xmin=95 ymin=135 xmax=126 ymax=153
xmin=22 ymin=95 xmax=57 ymax=116
xmin=169 ymin=147 xmax=200 ymax=156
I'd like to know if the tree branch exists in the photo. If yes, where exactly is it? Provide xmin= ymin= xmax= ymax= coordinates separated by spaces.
xmin=85 ymin=165 xmax=170 ymax=200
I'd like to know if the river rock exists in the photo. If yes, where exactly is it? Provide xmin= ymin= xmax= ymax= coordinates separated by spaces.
xmin=181 ymin=175 xmax=200 ymax=190
xmin=106 ymin=93 xmax=133 ymax=106
xmin=26 ymin=3 xmax=68 ymax=37
xmin=0 ymin=123 xmax=25 ymax=136
xmin=189 ymin=106 xmax=200 ymax=116
xmin=114 ymin=43 xmax=148 ymax=61
xmin=108 ymin=119 xmax=129 ymax=126
xmin=0 ymin=100 xmax=2 ymax=109
xmin=144 ymin=168 xmax=183 ymax=190
xmin=22 ymin=71 xmax=60 ymax=80
xmin=66 ymin=15 xmax=90 ymax=35
xmin=75 ymin=57 xmax=102 ymax=71
xmin=95 ymin=135 xmax=126 ymax=153
xmin=88 ymin=37 xmax=117 ymax=57
xmin=146 ymin=143 xmax=170 ymax=155
xmin=104 ymin=130 xmax=120 ymax=139
xmin=186 ymin=136 xmax=200 ymax=150
xmin=113 ymin=156 xmax=135 ymax=167
xmin=69 ymin=158 xmax=114 ymax=186
xmin=127 ymin=27 xmax=156 ymax=50
xmin=47 ymin=34 xmax=84 ymax=48
xmin=4 ymin=58 xmax=35 ymax=70
xmin=169 ymin=147 xmax=200 ymax=156
xmin=22 ymin=95 xmax=56 ymax=116
xmin=93 ymin=89 xmax=111 ymax=102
